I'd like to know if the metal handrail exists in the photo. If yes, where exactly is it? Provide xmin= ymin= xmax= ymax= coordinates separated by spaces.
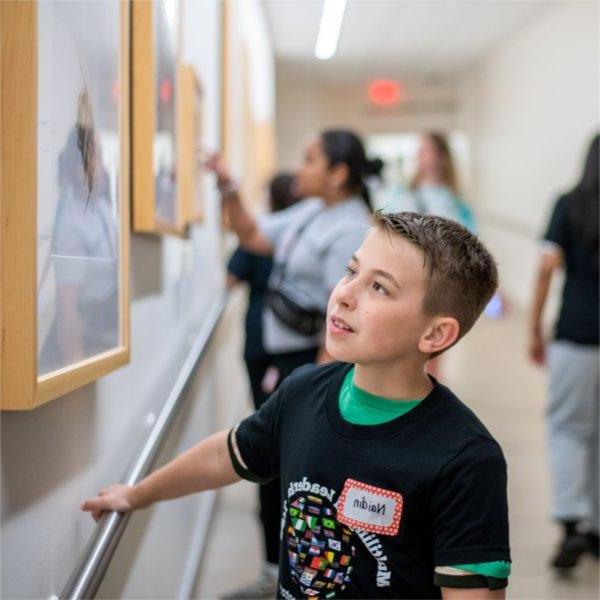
xmin=60 ymin=293 xmax=229 ymax=599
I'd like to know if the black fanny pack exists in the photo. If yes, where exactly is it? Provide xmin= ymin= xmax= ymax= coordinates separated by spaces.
xmin=266 ymin=288 xmax=325 ymax=337
xmin=266 ymin=208 xmax=325 ymax=337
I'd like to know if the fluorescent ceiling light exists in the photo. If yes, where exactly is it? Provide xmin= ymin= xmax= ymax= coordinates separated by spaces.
xmin=315 ymin=0 xmax=347 ymax=61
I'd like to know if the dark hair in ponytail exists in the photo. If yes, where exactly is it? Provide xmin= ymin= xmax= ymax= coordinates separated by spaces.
xmin=320 ymin=129 xmax=383 ymax=212
xmin=566 ymin=133 xmax=599 ymax=276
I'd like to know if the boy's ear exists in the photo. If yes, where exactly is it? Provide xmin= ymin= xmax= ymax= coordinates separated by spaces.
xmin=418 ymin=317 xmax=460 ymax=356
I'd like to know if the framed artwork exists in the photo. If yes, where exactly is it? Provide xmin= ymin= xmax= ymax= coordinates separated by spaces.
xmin=179 ymin=64 xmax=205 ymax=224
xmin=241 ymin=46 xmax=276 ymax=210
xmin=1 ymin=0 xmax=130 ymax=410
xmin=220 ymin=0 xmax=231 ymax=165
xmin=219 ymin=2 xmax=276 ymax=214
xmin=131 ymin=0 xmax=184 ymax=234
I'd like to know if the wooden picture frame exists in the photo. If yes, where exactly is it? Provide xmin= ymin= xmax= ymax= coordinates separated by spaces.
xmin=219 ymin=0 xmax=231 ymax=166
xmin=1 ymin=0 xmax=131 ymax=410
xmin=219 ymin=4 xmax=276 ymax=215
xmin=179 ymin=64 xmax=205 ymax=224
xmin=131 ymin=0 xmax=184 ymax=235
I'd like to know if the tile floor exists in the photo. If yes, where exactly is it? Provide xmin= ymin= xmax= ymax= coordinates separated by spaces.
xmin=195 ymin=309 xmax=599 ymax=599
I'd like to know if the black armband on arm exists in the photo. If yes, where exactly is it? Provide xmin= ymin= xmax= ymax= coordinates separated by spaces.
xmin=226 ymin=428 xmax=273 ymax=485
xmin=434 ymin=570 xmax=508 ymax=591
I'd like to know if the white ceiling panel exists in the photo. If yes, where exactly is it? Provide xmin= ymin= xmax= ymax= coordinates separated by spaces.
xmin=264 ymin=0 xmax=562 ymax=83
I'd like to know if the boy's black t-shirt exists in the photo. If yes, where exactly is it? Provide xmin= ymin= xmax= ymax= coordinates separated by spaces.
xmin=232 ymin=362 xmax=510 ymax=599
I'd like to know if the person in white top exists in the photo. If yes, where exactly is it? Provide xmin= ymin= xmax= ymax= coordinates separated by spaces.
xmin=206 ymin=129 xmax=382 ymax=599
xmin=389 ymin=132 xmax=476 ymax=232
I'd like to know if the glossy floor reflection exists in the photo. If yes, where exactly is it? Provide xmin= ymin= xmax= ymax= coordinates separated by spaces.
xmin=196 ymin=308 xmax=599 ymax=599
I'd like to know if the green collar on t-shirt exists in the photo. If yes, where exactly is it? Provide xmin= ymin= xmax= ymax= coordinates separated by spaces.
xmin=338 ymin=367 xmax=423 ymax=426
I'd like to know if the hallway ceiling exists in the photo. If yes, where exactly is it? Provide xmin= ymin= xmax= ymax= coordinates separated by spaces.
xmin=264 ymin=0 xmax=561 ymax=84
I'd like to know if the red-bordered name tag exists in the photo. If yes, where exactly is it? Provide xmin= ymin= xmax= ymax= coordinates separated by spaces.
xmin=337 ymin=478 xmax=403 ymax=536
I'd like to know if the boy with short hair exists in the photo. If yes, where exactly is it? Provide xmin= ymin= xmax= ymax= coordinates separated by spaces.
xmin=82 ymin=213 xmax=510 ymax=599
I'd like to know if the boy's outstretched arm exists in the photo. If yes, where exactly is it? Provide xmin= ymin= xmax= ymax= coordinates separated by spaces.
xmin=442 ymin=588 xmax=505 ymax=599
xmin=81 ymin=430 xmax=240 ymax=521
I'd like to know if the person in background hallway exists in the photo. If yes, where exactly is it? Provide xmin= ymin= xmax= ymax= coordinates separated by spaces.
xmin=529 ymin=133 xmax=599 ymax=570
xmin=363 ymin=156 xmax=386 ymax=209
xmin=227 ymin=172 xmax=301 ymax=409
xmin=208 ymin=130 xmax=380 ymax=598
xmin=387 ymin=132 xmax=476 ymax=232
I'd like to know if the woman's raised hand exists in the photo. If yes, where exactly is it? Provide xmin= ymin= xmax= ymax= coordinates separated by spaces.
xmin=204 ymin=152 xmax=233 ymax=191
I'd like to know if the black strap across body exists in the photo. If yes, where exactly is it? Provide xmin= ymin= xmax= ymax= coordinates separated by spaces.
xmin=266 ymin=208 xmax=326 ymax=337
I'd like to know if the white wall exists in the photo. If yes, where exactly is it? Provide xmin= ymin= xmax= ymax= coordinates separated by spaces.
xmin=460 ymin=0 xmax=599 ymax=310
xmin=276 ymin=71 xmax=462 ymax=170
xmin=0 ymin=1 xmax=272 ymax=598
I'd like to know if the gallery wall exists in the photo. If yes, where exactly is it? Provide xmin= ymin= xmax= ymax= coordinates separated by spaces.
xmin=0 ymin=1 xmax=274 ymax=597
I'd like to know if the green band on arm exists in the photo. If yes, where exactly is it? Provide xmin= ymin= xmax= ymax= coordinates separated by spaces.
xmin=452 ymin=560 xmax=511 ymax=579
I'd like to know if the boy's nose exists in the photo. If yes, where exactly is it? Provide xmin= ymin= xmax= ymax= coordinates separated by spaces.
xmin=334 ymin=282 xmax=357 ymax=310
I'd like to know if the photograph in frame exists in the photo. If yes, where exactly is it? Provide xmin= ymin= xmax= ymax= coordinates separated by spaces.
xmin=0 ymin=0 xmax=130 ymax=410
xmin=131 ymin=0 xmax=184 ymax=235
xmin=37 ymin=1 xmax=122 ymax=376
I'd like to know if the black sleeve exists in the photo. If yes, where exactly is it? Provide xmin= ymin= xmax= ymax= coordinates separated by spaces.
xmin=543 ymin=196 xmax=570 ymax=252
xmin=227 ymin=247 xmax=252 ymax=282
xmin=431 ymin=436 xmax=510 ymax=567
xmin=229 ymin=377 xmax=292 ymax=483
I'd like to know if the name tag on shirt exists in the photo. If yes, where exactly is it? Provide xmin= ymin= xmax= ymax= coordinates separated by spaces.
xmin=337 ymin=478 xmax=403 ymax=536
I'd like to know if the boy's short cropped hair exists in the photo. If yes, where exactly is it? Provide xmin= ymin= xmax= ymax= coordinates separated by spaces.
xmin=373 ymin=211 xmax=498 ymax=348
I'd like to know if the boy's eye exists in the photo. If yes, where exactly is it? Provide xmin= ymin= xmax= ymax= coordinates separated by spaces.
xmin=344 ymin=265 xmax=357 ymax=278
xmin=372 ymin=281 xmax=388 ymax=296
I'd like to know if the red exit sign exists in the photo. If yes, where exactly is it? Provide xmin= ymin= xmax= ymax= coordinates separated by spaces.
xmin=368 ymin=79 xmax=403 ymax=107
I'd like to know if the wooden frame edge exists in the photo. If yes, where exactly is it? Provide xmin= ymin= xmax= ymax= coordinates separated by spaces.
xmin=1 ymin=1 xmax=38 ymax=410
xmin=179 ymin=63 xmax=205 ymax=226
xmin=131 ymin=0 xmax=156 ymax=233
xmin=132 ymin=0 xmax=185 ymax=237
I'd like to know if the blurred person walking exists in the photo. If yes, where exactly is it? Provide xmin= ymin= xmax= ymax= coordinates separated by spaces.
xmin=529 ymin=133 xmax=599 ymax=570
xmin=227 ymin=172 xmax=301 ymax=413
xmin=208 ymin=130 xmax=381 ymax=598
xmin=387 ymin=132 xmax=476 ymax=232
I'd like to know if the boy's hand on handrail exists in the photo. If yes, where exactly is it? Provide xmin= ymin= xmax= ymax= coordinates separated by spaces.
xmin=80 ymin=430 xmax=240 ymax=524
xmin=81 ymin=484 xmax=136 ymax=522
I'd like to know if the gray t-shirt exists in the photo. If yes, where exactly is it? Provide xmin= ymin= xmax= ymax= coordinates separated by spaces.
xmin=260 ymin=197 xmax=371 ymax=353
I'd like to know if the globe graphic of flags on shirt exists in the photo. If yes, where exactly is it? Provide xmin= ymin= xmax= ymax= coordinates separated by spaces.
xmin=286 ymin=494 xmax=355 ymax=598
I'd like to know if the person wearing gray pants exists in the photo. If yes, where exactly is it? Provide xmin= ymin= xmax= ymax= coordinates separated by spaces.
xmin=529 ymin=133 xmax=599 ymax=570
xmin=548 ymin=342 xmax=599 ymax=533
